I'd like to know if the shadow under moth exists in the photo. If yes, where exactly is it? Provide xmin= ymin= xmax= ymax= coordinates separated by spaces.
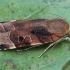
xmin=0 ymin=18 xmax=70 ymax=57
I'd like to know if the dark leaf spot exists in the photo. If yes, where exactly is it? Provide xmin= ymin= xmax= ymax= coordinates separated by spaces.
xmin=6 ymin=60 xmax=15 ymax=68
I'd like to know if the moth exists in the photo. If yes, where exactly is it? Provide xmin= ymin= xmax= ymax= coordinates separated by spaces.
xmin=0 ymin=18 xmax=70 ymax=57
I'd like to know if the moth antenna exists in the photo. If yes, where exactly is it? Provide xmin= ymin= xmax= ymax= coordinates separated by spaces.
xmin=38 ymin=42 xmax=55 ymax=58
xmin=38 ymin=36 xmax=66 ymax=58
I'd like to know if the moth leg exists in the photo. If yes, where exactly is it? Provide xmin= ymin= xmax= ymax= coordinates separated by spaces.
xmin=24 ymin=44 xmax=42 ymax=50
xmin=38 ymin=37 xmax=65 ymax=58
xmin=17 ymin=47 xmax=36 ymax=51
xmin=64 ymin=37 xmax=70 ymax=41
xmin=17 ymin=50 xmax=23 ymax=51
xmin=24 ymin=45 xmax=38 ymax=50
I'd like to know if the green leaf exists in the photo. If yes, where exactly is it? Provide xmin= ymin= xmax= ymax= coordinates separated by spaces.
xmin=0 ymin=0 xmax=70 ymax=70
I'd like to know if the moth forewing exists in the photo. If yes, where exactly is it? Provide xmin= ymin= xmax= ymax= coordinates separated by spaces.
xmin=0 ymin=18 xmax=69 ymax=57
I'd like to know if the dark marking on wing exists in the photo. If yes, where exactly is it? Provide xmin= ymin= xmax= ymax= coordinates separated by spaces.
xmin=18 ymin=36 xmax=31 ymax=45
xmin=18 ymin=36 xmax=24 ymax=43
xmin=31 ymin=26 xmax=52 ymax=43
xmin=31 ymin=26 xmax=51 ymax=36
xmin=0 ymin=44 xmax=7 ymax=50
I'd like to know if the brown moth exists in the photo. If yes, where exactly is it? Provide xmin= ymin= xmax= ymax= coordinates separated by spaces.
xmin=0 ymin=18 xmax=70 ymax=57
